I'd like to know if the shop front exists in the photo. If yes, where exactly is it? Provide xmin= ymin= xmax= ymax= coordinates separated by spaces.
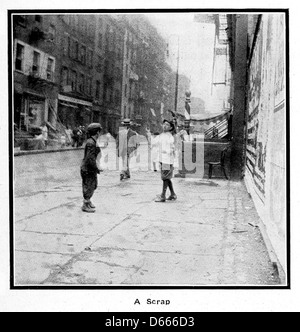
xmin=57 ymin=94 xmax=93 ymax=130
xmin=14 ymin=87 xmax=47 ymax=131
xmin=26 ymin=94 xmax=46 ymax=128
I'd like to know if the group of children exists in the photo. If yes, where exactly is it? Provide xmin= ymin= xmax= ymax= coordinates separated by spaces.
xmin=80 ymin=119 xmax=178 ymax=213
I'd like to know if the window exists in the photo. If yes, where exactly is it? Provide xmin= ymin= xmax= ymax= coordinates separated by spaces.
xmin=74 ymin=41 xmax=79 ymax=60
xmin=67 ymin=36 xmax=71 ymax=57
xmin=106 ymin=87 xmax=110 ymax=102
xmin=98 ymin=33 xmax=103 ymax=49
xmin=63 ymin=34 xmax=69 ymax=56
xmin=46 ymin=58 xmax=54 ymax=81
xmin=79 ymin=73 xmax=84 ymax=93
xmin=82 ymin=20 xmax=88 ymax=35
xmin=61 ymin=67 xmax=68 ymax=86
xmin=88 ymin=22 xmax=94 ymax=38
xmin=15 ymin=43 xmax=24 ymax=71
xmin=96 ymin=80 xmax=101 ymax=100
xmin=115 ymin=89 xmax=120 ymax=104
xmin=117 ymin=47 xmax=122 ymax=60
xmin=70 ymin=39 xmax=77 ymax=59
xmin=90 ymin=50 xmax=93 ymax=67
xmin=105 ymin=31 xmax=109 ymax=52
xmin=70 ymin=15 xmax=76 ymax=27
xmin=87 ymin=77 xmax=92 ymax=96
xmin=103 ymin=84 xmax=107 ymax=101
xmin=96 ymin=55 xmax=102 ymax=72
xmin=104 ymin=60 xmax=109 ymax=76
xmin=48 ymin=25 xmax=56 ymax=42
xmin=74 ymin=16 xmax=79 ymax=29
xmin=87 ymin=49 xmax=93 ymax=68
xmin=15 ymin=15 xmax=26 ymax=27
xmin=111 ymin=62 xmax=114 ymax=76
xmin=70 ymin=70 xmax=77 ymax=91
xmin=125 ymin=84 xmax=127 ymax=97
xmin=32 ymin=51 xmax=40 ymax=74
xmin=80 ymin=46 xmax=86 ymax=64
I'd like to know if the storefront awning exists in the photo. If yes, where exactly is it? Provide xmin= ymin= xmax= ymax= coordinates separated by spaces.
xmin=59 ymin=101 xmax=78 ymax=109
xmin=23 ymin=88 xmax=45 ymax=99
xmin=58 ymin=94 xmax=93 ymax=107
xmin=190 ymin=109 xmax=231 ymax=125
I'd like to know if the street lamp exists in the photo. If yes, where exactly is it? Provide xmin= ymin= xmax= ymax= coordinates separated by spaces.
xmin=184 ymin=90 xmax=191 ymax=135
xmin=174 ymin=36 xmax=180 ymax=114
xmin=166 ymin=34 xmax=180 ymax=114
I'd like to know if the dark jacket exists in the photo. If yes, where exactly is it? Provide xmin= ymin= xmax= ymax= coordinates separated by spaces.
xmin=81 ymin=137 xmax=101 ymax=174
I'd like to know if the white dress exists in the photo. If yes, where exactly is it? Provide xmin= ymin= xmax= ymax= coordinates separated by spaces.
xmin=158 ymin=132 xmax=175 ymax=165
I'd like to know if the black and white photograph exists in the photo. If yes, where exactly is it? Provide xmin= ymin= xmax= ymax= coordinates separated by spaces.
xmin=0 ymin=0 xmax=298 ymax=313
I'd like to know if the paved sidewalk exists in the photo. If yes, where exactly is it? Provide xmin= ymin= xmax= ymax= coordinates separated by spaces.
xmin=14 ymin=169 xmax=282 ymax=286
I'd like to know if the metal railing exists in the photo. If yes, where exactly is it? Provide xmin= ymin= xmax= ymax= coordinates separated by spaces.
xmin=204 ymin=118 xmax=228 ymax=139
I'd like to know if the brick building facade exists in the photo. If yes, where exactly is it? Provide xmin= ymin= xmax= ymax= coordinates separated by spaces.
xmin=12 ymin=12 xmax=186 ymax=142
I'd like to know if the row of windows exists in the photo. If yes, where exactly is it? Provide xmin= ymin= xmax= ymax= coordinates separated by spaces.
xmin=64 ymin=34 xmax=93 ymax=68
xmin=15 ymin=15 xmax=57 ymax=44
xmin=15 ymin=42 xmax=55 ymax=81
xmin=62 ymin=15 xmax=94 ymax=39
xmin=15 ymin=15 xmax=43 ymax=27
xmin=61 ymin=67 xmax=93 ymax=96
xmin=61 ymin=67 xmax=121 ymax=105
xmin=15 ymin=41 xmax=122 ymax=105
xmin=123 ymin=104 xmax=139 ymax=118
xmin=64 ymin=35 xmax=122 ymax=75
xmin=103 ymin=84 xmax=121 ymax=105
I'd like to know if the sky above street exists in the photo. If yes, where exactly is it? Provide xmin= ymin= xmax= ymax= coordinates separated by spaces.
xmin=146 ymin=13 xmax=216 ymax=102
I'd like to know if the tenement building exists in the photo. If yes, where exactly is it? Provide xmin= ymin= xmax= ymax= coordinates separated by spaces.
xmin=12 ymin=12 xmax=183 ymax=144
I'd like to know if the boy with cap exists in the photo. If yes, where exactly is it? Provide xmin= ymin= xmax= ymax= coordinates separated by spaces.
xmin=155 ymin=119 xmax=177 ymax=202
xmin=80 ymin=123 xmax=102 ymax=213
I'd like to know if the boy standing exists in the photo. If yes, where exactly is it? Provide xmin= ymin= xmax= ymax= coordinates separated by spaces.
xmin=155 ymin=120 xmax=177 ymax=202
xmin=116 ymin=118 xmax=138 ymax=181
xmin=80 ymin=123 xmax=102 ymax=213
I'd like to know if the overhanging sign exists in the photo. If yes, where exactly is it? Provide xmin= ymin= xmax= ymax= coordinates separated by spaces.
xmin=58 ymin=94 xmax=92 ymax=107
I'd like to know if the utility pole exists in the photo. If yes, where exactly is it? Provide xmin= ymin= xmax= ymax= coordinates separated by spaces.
xmin=174 ymin=36 xmax=179 ymax=113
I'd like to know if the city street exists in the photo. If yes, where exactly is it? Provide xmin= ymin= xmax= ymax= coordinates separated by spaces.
xmin=5 ymin=8 xmax=292 ymax=313
xmin=13 ymin=143 xmax=282 ymax=286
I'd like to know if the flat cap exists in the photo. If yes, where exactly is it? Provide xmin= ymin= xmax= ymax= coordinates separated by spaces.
xmin=87 ymin=122 xmax=102 ymax=131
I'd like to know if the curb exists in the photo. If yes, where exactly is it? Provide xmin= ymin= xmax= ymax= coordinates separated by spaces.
xmin=14 ymin=147 xmax=84 ymax=156
xmin=257 ymin=219 xmax=287 ymax=285
xmin=243 ymin=176 xmax=287 ymax=286
xmin=14 ymin=141 xmax=148 ymax=157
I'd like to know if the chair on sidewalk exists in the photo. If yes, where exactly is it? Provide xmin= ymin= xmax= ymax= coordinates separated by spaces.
xmin=208 ymin=147 xmax=229 ymax=180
